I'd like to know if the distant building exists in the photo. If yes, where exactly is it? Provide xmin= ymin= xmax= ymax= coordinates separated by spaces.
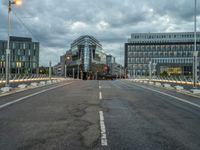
xmin=60 ymin=50 xmax=72 ymax=76
xmin=125 ymin=32 xmax=200 ymax=77
xmin=56 ymin=35 xmax=123 ymax=79
xmin=0 ymin=36 xmax=39 ymax=74
xmin=53 ymin=62 xmax=61 ymax=76
xmin=65 ymin=35 xmax=107 ymax=79
xmin=112 ymin=63 xmax=124 ymax=78
xmin=106 ymin=55 xmax=115 ymax=74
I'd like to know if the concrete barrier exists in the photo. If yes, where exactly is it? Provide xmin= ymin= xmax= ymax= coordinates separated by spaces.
xmin=46 ymin=80 xmax=52 ymax=84
xmin=155 ymin=82 xmax=162 ymax=87
xmin=39 ymin=81 xmax=46 ymax=85
xmin=191 ymin=89 xmax=200 ymax=94
xmin=52 ymin=80 xmax=57 ymax=83
xmin=174 ymin=86 xmax=184 ymax=90
xmin=163 ymin=84 xmax=171 ymax=88
xmin=18 ymin=84 xmax=28 ymax=89
xmin=30 ymin=82 xmax=38 ymax=87
xmin=148 ymin=81 xmax=154 ymax=85
xmin=1 ymin=87 xmax=12 ymax=93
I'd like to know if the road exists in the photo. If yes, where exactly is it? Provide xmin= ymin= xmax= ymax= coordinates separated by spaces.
xmin=0 ymin=80 xmax=200 ymax=150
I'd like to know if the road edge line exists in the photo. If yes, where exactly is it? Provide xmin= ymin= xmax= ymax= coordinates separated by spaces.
xmin=0 ymin=82 xmax=73 ymax=109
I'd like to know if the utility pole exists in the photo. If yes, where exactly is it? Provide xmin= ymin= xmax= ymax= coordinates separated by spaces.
xmin=73 ymin=68 xmax=74 ymax=79
xmin=120 ymin=44 xmax=122 ymax=79
xmin=77 ymin=64 xmax=79 ymax=79
xmin=49 ymin=60 xmax=52 ymax=80
xmin=6 ymin=1 xmax=11 ymax=87
xmin=193 ymin=0 xmax=198 ymax=88
xmin=120 ymin=67 xmax=121 ymax=79
xmin=124 ymin=68 xmax=127 ymax=79
xmin=149 ymin=61 xmax=152 ymax=82
xmin=65 ymin=64 xmax=67 ymax=78
xmin=81 ymin=70 xmax=83 ymax=80
xmin=5 ymin=0 xmax=22 ymax=87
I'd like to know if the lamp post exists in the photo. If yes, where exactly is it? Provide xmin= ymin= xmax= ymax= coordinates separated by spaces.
xmin=49 ymin=60 xmax=52 ymax=80
xmin=124 ymin=67 xmax=127 ymax=79
xmin=81 ymin=70 xmax=83 ymax=80
xmin=64 ymin=64 xmax=67 ymax=78
xmin=149 ymin=61 xmax=152 ymax=81
xmin=65 ymin=56 xmax=70 ymax=78
xmin=193 ymin=0 xmax=198 ymax=88
xmin=6 ymin=0 xmax=22 ymax=87
xmin=73 ymin=68 xmax=74 ymax=79
xmin=77 ymin=64 xmax=79 ymax=79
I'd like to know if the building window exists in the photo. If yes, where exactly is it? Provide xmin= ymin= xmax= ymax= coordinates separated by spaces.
xmin=18 ymin=49 xmax=20 ymax=55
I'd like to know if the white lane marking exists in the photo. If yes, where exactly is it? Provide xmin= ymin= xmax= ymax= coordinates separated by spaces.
xmin=99 ymin=86 xmax=102 ymax=89
xmin=99 ymin=91 xmax=102 ymax=100
xmin=0 ymin=82 xmax=73 ymax=109
xmin=99 ymin=111 xmax=108 ymax=146
xmin=133 ymin=83 xmax=200 ymax=109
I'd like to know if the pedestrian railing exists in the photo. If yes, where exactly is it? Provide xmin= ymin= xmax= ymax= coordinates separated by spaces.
xmin=127 ymin=76 xmax=200 ymax=86
xmin=0 ymin=74 xmax=60 ymax=84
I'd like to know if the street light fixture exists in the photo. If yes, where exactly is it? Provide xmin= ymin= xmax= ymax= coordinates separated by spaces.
xmin=6 ymin=0 xmax=22 ymax=87
xmin=14 ymin=0 xmax=22 ymax=5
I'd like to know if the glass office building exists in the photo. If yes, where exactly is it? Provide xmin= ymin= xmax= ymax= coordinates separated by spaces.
xmin=124 ymin=32 xmax=200 ymax=76
xmin=70 ymin=35 xmax=107 ymax=72
xmin=0 ymin=36 xmax=39 ymax=74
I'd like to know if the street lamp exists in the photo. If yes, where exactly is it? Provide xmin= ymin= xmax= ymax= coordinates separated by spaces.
xmin=49 ymin=61 xmax=52 ymax=80
xmin=6 ymin=0 xmax=22 ymax=87
xmin=193 ymin=0 xmax=198 ymax=88
xmin=65 ymin=56 xmax=70 ymax=78
xmin=124 ymin=67 xmax=127 ymax=79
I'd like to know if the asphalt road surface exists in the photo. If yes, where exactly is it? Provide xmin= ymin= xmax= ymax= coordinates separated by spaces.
xmin=0 ymin=80 xmax=200 ymax=150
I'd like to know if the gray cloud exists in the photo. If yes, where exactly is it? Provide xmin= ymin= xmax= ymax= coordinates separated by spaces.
xmin=0 ymin=0 xmax=200 ymax=66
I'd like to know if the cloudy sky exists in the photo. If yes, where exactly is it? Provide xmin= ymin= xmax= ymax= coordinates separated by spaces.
xmin=0 ymin=0 xmax=200 ymax=66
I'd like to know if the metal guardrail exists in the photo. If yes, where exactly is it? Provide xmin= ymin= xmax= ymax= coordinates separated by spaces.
xmin=0 ymin=74 xmax=60 ymax=84
xmin=128 ymin=76 xmax=200 ymax=86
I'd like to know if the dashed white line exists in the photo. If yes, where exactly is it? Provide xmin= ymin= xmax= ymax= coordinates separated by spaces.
xmin=99 ymin=111 xmax=108 ymax=146
xmin=99 ymin=91 xmax=102 ymax=100
xmin=99 ymin=86 xmax=102 ymax=89
xmin=0 ymin=82 xmax=73 ymax=109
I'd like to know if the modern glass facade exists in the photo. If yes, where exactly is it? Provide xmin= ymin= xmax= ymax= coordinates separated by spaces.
xmin=0 ymin=36 xmax=39 ymax=74
xmin=70 ymin=35 xmax=107 ymax=73
xmin=125 ymin=32 xmax=200 ymax=76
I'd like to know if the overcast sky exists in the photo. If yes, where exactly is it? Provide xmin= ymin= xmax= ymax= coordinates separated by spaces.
xmin=0 ymin=0 xmax=200 ymax=66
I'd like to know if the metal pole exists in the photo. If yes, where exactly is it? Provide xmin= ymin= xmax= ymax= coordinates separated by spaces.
xmin=124 ymin=68 xmax=127 ymax=79
xmin=49 ymin=61 xmax=52 ymax=80
xmin=73 ymin=68 xmax=74 ymax=79
xmin=65 ymin=64 xmax=67 ymax=78
xmin=77 ymin=64 xmax=79 ymax=79
xmin=120 ymin=68 xmax=121 ymax=79
xmin=6 ymin=1 xmax=11 ymax=87
xmin=193 ymin=0 xmax=198 ymax=88
xmin=149 ymin=61 xmax=152 ymax=81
